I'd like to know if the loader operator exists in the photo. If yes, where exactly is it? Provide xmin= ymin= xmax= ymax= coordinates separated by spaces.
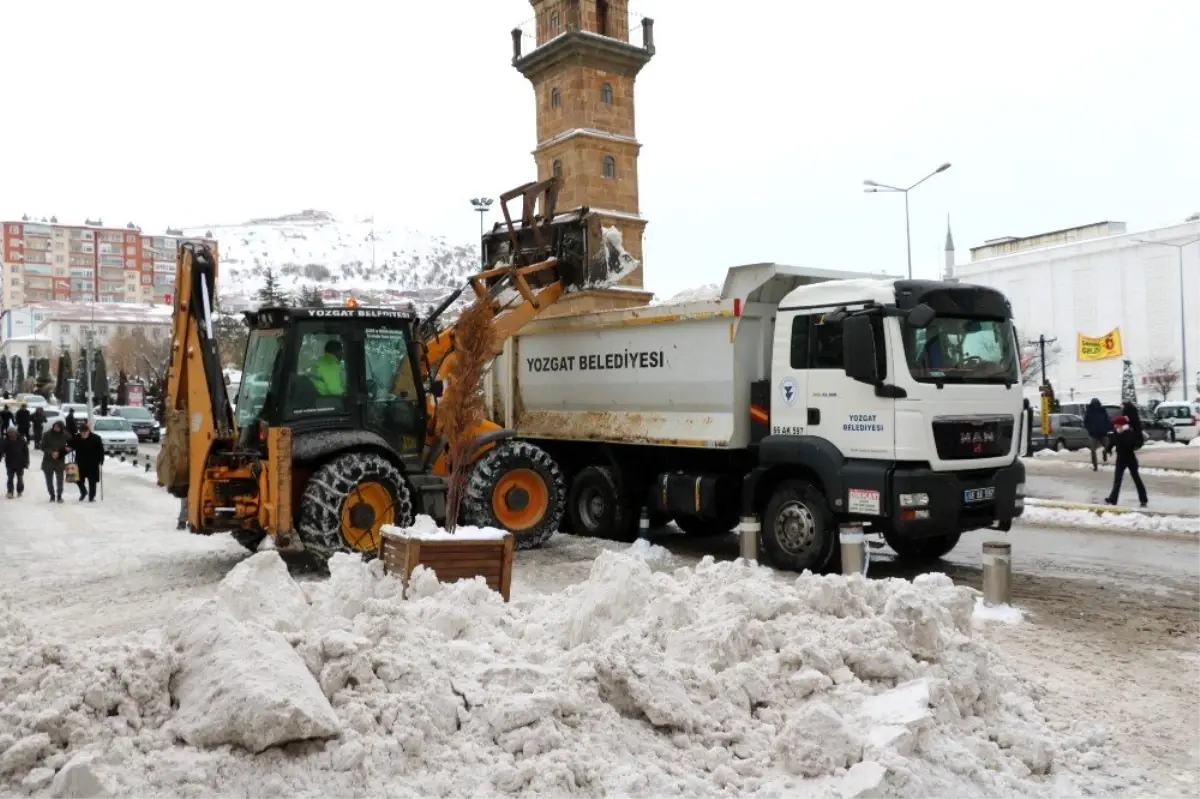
xmin=310 ymin=340 xmax=346 ymax=396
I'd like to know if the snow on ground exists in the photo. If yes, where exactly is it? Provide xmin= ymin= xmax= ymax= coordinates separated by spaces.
xmin=1022 ymin=503 xmax=1200 ymax=536
xmin=1024 ymin=451 xmax=1199 ymax=479
xmin=1 ymin=463 xmax=1195 ymax=796
xmin=973 ymin=598 xmax=1025 ymax=625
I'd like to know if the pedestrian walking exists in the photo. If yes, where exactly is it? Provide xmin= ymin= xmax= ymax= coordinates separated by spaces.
xmin=15 ymin=404 xmax=31 ymax=439
xmin=1104 ymin=414 xmax=1148 ymax=508
xmin=31 ymin=407 xmax=45 ymax=449
xmin=69 ymin=421 xmax=105 ymax=502
xmin=40 ymin=419 xmax=69 ymax=503
xmin=1 ymin=428 xmax=29 ymax=498
xmin=64 ymin=409 xmax=78 ymax=436
xmin=0 ymin=405 xmax=13 ymax=432
xmin=1082 ymin=397 xmax=1115 ymax=471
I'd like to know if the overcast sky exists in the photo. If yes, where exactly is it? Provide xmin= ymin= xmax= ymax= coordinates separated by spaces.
xmin=2 ymin=0 xmax=1196 ymax=299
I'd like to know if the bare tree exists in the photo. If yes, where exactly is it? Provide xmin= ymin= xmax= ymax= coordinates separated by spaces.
xmin=1140 ymin=356 xmax=1181 ymax=402
xmin=1020 ymin=340 xmax=1061 ymax=386
xmin=107 ymin=328 xmax=171 ymax=386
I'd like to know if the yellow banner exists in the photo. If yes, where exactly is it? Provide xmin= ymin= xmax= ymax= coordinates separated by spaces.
xmin=1077 ymin=328 xmax=1123 ymax=361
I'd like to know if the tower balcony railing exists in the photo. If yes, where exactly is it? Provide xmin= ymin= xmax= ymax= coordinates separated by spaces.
xmin=512 ymin=3 xmax=655 ymax=60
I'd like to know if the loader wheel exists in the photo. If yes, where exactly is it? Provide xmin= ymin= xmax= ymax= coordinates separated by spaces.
xmin=566 ymin=465 xmax=639 ymax=542
xmin=297 ymin=452 xmax=411 ymax=565
xmin=461 ymin=440 xmax=564 ymax=549
xmin=230 ymin=530 xmax=266 ymax=553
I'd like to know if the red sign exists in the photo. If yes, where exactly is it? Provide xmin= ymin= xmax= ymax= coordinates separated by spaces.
xmin=128 ymin=384 xmax=145 ymax=406
xmin=164 ymin=293 xmax=173 ymax=305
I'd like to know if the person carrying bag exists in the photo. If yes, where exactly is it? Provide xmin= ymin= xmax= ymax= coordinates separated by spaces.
xmin=40 ymin=420 xmax=70 ymax=503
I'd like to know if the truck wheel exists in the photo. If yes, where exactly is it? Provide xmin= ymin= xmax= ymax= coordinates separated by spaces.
xmin=884 ymin=531 xmax=961 ymax=562
xmin=461 ymin=440 xmax=564 ymax=550
xmin=566 ymin=465 xmax=639 ymax=542
xmin=297 ymin=452 xmax=412 ymax=565
xmin=230 ymin=530 xmax=265 ymax=553
xmin=674 ymin=514 xmax=736 ymax=537
xmin=761 ymin=479 xmax=836 ymax=572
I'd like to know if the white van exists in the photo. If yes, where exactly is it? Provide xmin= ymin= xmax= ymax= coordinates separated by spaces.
xmin=1153 ymin=400 xmax=1200 ymax=443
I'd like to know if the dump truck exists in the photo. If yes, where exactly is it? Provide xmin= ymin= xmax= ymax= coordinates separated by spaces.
xmin=485 ymin=263 xmax=1028 ymax=571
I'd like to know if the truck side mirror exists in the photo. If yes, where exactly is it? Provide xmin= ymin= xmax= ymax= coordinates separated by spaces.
xmin=842 ymin=316 xmax=879 ymax=384
xmin=906 ymin=303 xmax=936 ymax=328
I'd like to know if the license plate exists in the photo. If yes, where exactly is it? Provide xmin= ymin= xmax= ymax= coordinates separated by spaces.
xmin=964 ymin=487 xmax=995 ymax=503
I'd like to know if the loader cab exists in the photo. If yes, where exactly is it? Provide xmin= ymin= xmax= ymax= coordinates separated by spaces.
xmin=239 ymin=307 xmax=427 ymax=457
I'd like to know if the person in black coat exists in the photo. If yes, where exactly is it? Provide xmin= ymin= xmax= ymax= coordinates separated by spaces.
xmin=1081 ymin=398 xmax=1114 ymax=470
xmin=68 ymin=421 xmax=106 ymax=502
xmin=0 ymin=428 xmax=30 ymax=498
xmin=1104 ymin=413 xmax=1148 ymax=507
xmin=15 ymin=404 xmax=31 ymax=438
xmin=0 ymin=406 xmax=13 ymax=433
xmin=31 ymin=407 xmax=46 ymax=449
xmin=64 ymin=409 xmax=78 ymax=436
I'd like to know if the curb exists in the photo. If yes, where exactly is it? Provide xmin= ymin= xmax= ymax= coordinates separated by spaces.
xmin=1020 ymin=503 xmax=1199 ymax=542
xmin=1025 ymin=497 xmax=1197 ymax=520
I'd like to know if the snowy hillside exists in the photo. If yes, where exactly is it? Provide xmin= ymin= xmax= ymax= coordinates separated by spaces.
xmin=183 ymin=211 xmax=478 ymax=311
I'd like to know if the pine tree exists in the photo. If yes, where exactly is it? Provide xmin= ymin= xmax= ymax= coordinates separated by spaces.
xmin=255 ymin=269 xmax=292 ymax=308
xmin=0 ymin=356 xmax=8 ymax=394
xmin=55 ymin=350 xmax=73 ymax=401
xmin=300 ymin=286 xmax=325 ymax=308
xmin=12 ymin=356 xmax=24 ymax=390
xmin=1120 ymin=359 xmax=1137 ymax=405
xmin=75 ymin=349 xmax=89 ymax=403
xmin=117 ymin=370 xmax=130 ymax=405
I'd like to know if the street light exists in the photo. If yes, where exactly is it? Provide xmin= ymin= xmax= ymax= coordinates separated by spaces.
xmin=470 ymin=197 xmax=494 ymax=267
xmin=864 ymin=162 xmax=952 ymax=280
xmin=1133 ymin=235 xmax=1200 ymax=401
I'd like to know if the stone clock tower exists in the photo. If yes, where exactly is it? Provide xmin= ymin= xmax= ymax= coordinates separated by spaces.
xmin=511 ymin=0 xmax=656 ymax=314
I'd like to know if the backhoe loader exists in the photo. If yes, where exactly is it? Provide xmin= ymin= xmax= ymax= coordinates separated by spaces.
xmin=157 ymin=177 xmax=605 ymax=564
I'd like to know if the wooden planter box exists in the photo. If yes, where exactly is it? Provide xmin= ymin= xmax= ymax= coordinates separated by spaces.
xmin=379 ymin=526 xmax=514 ymax=601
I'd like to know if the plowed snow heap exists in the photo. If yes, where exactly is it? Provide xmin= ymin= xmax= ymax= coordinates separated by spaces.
xmin=0 ymin=539 xmax=1110 ymax=796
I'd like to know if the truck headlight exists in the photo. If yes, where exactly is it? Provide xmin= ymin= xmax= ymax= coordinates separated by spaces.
xmin=899 ymin=493 xmax=929 ymax=508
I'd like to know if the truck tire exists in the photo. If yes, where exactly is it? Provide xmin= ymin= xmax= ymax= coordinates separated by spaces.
xmin=884 ymin=531 xmax=961 ymax=562
xmin=461 ymin=440 xmax=564 ymax=550
xmin=566 ymin=465 xmax=639 ymax=542
xmin=296 ymin=452 xmax=412 ymax=566
xmin=761 ymin=479 xmax=836 ymax=573
xmin=230 ymin=530 xmax=265 ymax=553
xmin=674 ymin=514 xmax=736 ymax=537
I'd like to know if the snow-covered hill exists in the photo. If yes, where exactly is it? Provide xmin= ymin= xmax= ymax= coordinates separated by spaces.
xmin=183 ymin=211 xmax=478 ymax=312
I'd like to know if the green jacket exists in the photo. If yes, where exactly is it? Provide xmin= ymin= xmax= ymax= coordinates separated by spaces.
xmin=311 ymin=353 xmax=345 ymax=396
xmin=41 ymin=428 xmax=70 ymax=472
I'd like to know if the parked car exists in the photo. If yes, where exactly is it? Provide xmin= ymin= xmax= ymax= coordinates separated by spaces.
xmin=58 ymin=403 xmax=90 ymax=419
xmin=1031 ymin=413 xmax=1092 ymax=451
xmin=90 ymin=417 xmax=139 ymax=456
xmin=1153 ymin=401 xmax=1200 ymax=443
xmin=15 ymin=393 xmax=48 ymax=408
xmin=106 ymin=405 xmax=161 ymax=443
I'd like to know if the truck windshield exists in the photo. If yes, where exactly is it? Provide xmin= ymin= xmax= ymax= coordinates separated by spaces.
xmin=902 ymin=317 xmax=1019 ymax=384
xmin=237 ymin=329 xmax=285 ymax=426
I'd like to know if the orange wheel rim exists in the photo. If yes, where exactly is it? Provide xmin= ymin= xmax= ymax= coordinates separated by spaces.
xmin=340 ymin=481 xmax=394 ymax=552
xmin=491 ymin=468 xmax=548 ymax=531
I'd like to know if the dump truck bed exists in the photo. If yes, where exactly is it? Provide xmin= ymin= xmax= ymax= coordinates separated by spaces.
xmin=486 ymin=263 xmax=887 ymax=449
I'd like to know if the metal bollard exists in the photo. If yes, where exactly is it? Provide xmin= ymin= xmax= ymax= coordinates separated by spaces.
xmin=982 ymin=541 xmax=1012 ymax=606
xmin=639 ymin=508 xmax=650 ymax=538
xmin=738 ymin=516 xmax=760 ymax=563
xmin=839 ymin=523 xmax=866 ymax=575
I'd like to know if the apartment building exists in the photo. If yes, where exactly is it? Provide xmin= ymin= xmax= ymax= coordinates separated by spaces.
xmin=0 ymin=301 xmax=173 ymax=367
xmin=0 ymin=218 xmax=217 ymax=311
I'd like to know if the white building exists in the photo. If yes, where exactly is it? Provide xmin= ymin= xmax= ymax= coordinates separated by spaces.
xmin=0 ymin=301 xmax=172 ymax=360
xmin=955 ymin=218 xmax=1200 ymax=405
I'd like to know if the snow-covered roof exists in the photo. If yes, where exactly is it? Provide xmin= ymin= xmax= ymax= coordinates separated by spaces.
xmin=1 ymin=302 xmax=173 ymax=327
xmin=780 ymin=277 xmax=899 ymax=309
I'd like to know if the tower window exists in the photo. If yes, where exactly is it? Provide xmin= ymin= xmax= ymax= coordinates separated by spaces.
xmin=549 ymin=10 xmax=560 ymax=30
xmin=550 ymin=87 xmax=561 ymax=109
xmin=552 ymin=160 xmax=563 ymax=178
xmin=601 ymin=83 xmax=613 ymax=104
xmin=602 ymin=156 xmax=616 ymax=179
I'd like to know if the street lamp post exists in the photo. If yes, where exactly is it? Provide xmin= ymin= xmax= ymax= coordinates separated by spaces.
xmin=864 ymin=162 xmax=952 ymax=280
xmin=1133 ymin=235 xmax=1200 ymax=401
xmin=470 ymin=197 xmax=494 ymax=267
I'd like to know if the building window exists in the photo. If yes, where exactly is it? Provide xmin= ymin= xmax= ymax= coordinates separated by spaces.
xmin=552 ymin=160 xmax=563 ymax=178
xmin=602 ymin=155 xmax=616 ymax=179
xmin=549 ymin=10 xmax=560 ymax=30
xmin=601 ymin=83 xmax=613 ymax=104
xmin=550 ymin=87 xmax=561 ymax=109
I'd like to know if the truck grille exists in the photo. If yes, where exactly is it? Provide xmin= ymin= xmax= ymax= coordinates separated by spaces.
xmin=932 ymin=417 xmax=1014 ymax=460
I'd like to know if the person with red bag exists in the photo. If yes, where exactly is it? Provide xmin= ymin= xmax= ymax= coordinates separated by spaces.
xmin=1104 ymin=414 xmax=1148 ymax=508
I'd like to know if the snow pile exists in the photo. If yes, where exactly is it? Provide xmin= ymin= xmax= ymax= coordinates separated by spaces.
xmin=661 ymin=283 xmax=722 ymax=304
xmin=972 ymin=598 xmax=1025 ymax=625
xmin=1022 ymin=504 xmax=1200 ymax=535
xmin=0 ymin=550 xmax=1109 ymax=796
